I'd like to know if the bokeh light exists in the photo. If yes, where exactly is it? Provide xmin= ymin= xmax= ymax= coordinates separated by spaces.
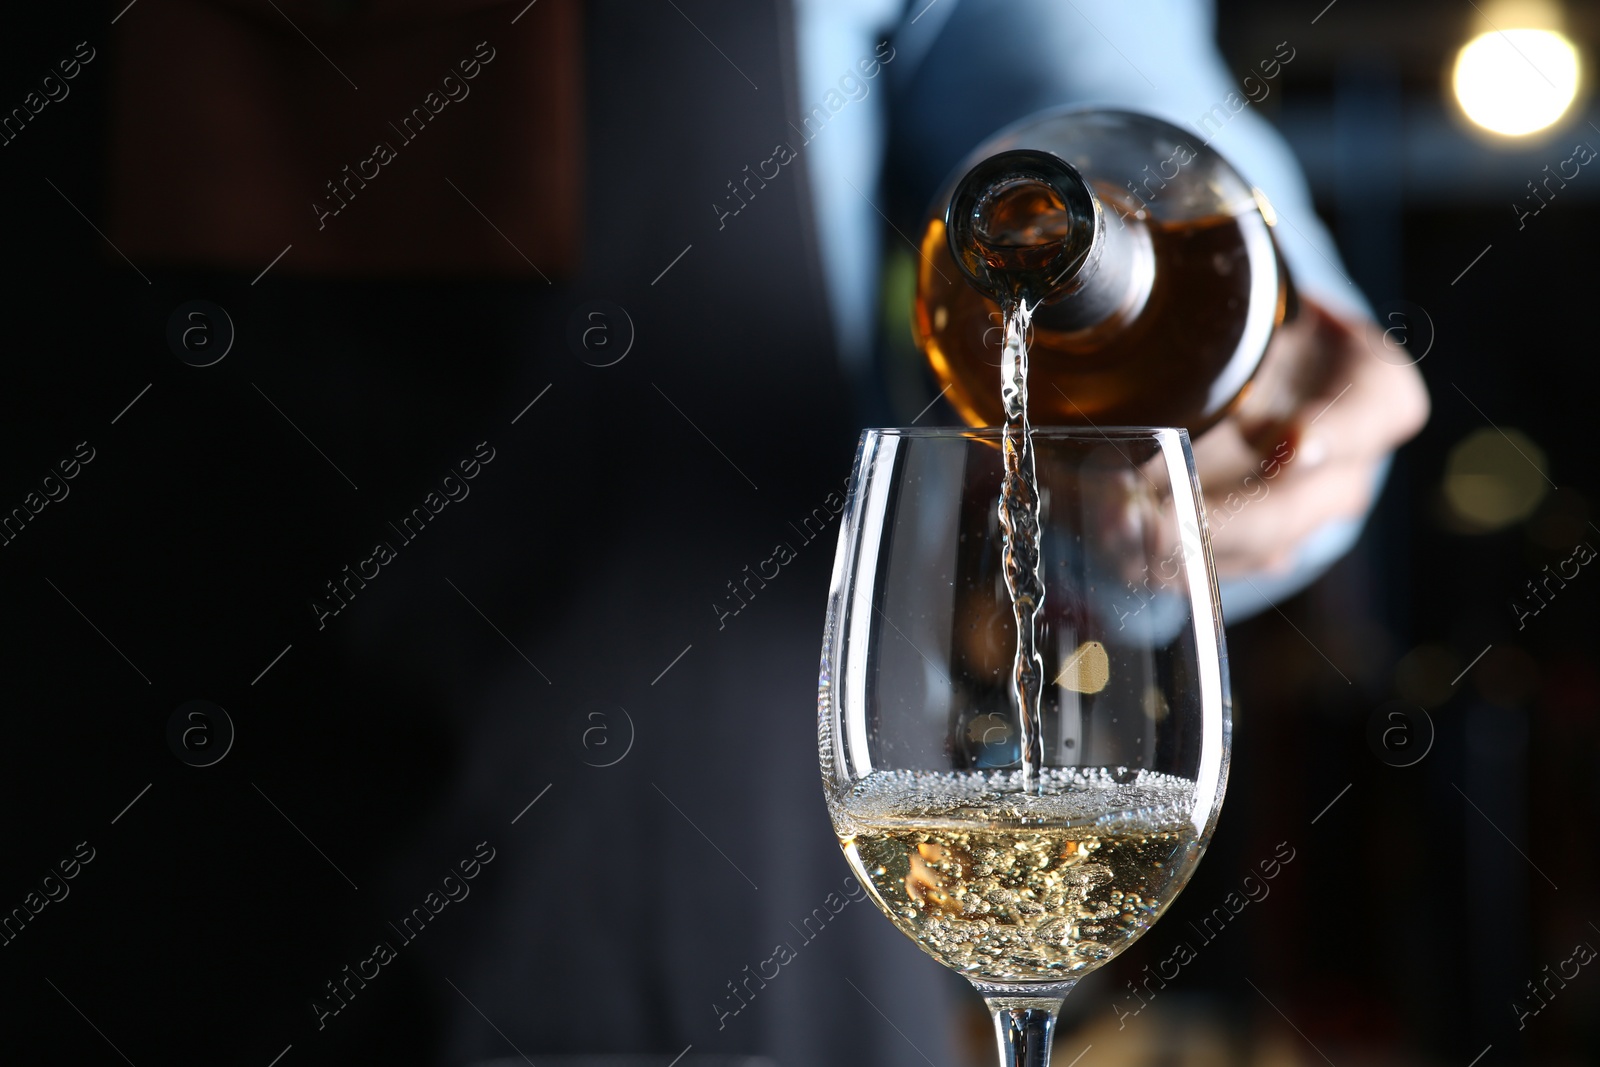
xmin=1443 ymin=427 xmax=1549 ymax=530
xmin=1395 ymin=643 xmax=1463 ymax=708
xmin=1453 ymin=27 xmax=1581 ymax=136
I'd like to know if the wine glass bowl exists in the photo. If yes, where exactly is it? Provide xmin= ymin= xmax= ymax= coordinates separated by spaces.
xmin=818 ymin=426 xmax=1230 ymax=1064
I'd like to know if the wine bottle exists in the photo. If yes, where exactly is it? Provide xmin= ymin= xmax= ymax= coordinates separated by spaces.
xmin=915 ymin=108 xmax=1293 ymax=431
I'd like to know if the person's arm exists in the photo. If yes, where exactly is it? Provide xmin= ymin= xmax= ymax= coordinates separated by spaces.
xmin=888 ymin=0 xmax=1427 ymax=617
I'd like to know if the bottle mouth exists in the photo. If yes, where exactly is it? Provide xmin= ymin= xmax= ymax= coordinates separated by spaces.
xmin=946 ymin=149 xmax=1103 ymax=304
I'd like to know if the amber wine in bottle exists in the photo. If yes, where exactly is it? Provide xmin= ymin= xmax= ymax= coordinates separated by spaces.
xmin=914 ymin=108 xmax=1291 ymax=431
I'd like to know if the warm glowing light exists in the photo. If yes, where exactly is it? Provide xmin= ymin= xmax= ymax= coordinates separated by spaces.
xmin=1453 ymin=28 xmax=1581 ymax=136
xmin=1443 ymin=427 xmax=1548 ymax=530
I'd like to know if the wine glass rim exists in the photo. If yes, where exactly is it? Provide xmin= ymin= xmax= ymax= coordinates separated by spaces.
xmin=865 ymin=425 xmax=1190 ymax=441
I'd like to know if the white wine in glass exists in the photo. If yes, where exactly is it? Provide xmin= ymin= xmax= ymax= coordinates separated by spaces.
xmin=819 ymin=427 xmax=1230 ymax=1067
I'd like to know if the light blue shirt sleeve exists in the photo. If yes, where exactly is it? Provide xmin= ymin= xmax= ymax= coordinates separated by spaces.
xmin=794 ymin=0 xmax=1382 ymax=622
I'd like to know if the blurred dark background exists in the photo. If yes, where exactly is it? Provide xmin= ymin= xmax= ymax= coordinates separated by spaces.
xmin=1 ymin=0 xmax=1596 ymax=1064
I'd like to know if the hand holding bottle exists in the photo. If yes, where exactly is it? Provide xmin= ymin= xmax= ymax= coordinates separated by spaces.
xmin=1189 ymin=298 xmax=1429 ymax=578
xmin=915 ymin=107 xmax=1430 ymax=584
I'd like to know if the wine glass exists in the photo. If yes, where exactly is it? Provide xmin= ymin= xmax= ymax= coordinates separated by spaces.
xmin=819 ymin=426 xmax=1230 ymax=1067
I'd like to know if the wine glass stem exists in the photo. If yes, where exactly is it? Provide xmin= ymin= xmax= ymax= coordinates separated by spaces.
xmin=981 ymin=987 xmax=1074 ymax=1067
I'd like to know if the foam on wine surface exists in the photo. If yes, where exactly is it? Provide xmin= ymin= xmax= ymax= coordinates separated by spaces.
xmin=833 ymin=769 xmax=1201 ymax=983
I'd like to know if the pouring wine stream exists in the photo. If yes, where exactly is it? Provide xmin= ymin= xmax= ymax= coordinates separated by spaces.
xmin=997 ymin=296 xmax=1047 ymax=795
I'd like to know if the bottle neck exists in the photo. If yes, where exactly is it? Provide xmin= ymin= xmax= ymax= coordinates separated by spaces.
xmin=946 ymin=149 xmax=1151 ymax=330
xmin=1031 ymin=201 xmax=1154 ymax=333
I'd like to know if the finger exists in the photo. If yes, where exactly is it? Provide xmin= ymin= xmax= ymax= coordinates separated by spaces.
xmin=1206 ymin=458 xmax=1384 ymax=577
xmin=1188 ymin=411 xmax=1300 ymax=496
xmin=1228 ymin=302 xmax=1336 ymax=444
xmin=1237 ymin=302 xmax=1430 ymax=468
